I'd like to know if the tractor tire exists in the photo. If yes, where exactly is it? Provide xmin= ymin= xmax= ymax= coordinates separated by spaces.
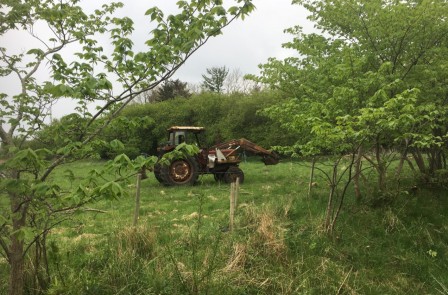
xmin=223 ymin=166 xmax=244 ymax=184
xmin=161 ymin=157 xmax=199 ymax=186
xmin=154 ymin=163 xmax=164 ymax=184
xmin=214 ymin=172 xmax=225 ymax=182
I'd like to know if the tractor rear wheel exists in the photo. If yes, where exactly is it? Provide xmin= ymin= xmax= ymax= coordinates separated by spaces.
xmin=223 ymin=166 xmax=244 ymax=184
xmin=161 ymin=157 xmax=199 ymax=186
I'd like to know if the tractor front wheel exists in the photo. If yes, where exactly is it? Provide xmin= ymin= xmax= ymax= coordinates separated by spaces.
xmin=214 ymin=172 xmax=224 ymax=182
xmin=154 ymin=163 xmax=164 ymax=183
xmin=223 ymin=166 xmax=244 ymax=184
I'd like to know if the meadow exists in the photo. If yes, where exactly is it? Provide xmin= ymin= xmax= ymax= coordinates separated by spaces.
xmin=1 ymin=158 xmax=448 ymax=294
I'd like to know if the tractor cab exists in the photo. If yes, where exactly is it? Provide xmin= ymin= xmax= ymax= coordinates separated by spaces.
xmin=166 ymin=126 xmax=205 ymax=147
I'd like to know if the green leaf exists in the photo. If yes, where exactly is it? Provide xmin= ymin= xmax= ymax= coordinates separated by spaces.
xmin=113 ymin=153 xmax=131 ymax=165
xmin=110 ymin=139 xmax=125 ymax=150
xmin=33 ymin=182 xmax=50 ymax=196
xmin=0 ymin=214 xmax=8 ymax=224
xmin=99 ymin=181 xmax=125 ymax=199
xmin=12 ymin=227 xmax=34 ymax=242
xmin=228 ymin=6 xmax=239 ymax=15
xmin=27 ymin=48 xmax=44 ymax=56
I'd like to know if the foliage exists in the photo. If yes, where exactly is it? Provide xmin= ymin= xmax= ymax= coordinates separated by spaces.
xmin=157 ymin=79 xmax=192 ymax=101
xmin=0 ymin=0 xmax=255 ymax=293
xmin=202 ymin=66 xmax=229 ymax=93
xmin=250 ymin=0 xmax=448 ymax=199
xmin=135 ymin=79 xmax=192 ymax=103
xmin=87 ymin=90 xmax=295 ymax=159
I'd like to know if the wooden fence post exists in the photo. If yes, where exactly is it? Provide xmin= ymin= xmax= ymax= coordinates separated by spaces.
xmin=234 ymin=177 xmax=239 ymax=209
xmin=133 ymin=173 xmax=142 ymax=226
xmin=229 ymin=177 xmax=240 ymax=231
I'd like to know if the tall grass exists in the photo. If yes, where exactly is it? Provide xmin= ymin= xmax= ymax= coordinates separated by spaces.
xmin=1 ymin=159 xmax=447 ymax=294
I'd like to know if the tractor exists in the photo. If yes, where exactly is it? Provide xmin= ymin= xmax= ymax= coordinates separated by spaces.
xmin=154 ymin=126 xmax=279 ymax=186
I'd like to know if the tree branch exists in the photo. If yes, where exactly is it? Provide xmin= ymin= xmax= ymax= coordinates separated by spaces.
xmin=40 ymin=4 xmax=247 ymax=180
xmin=22 ymin=217 xmax=69 ymax=258
xmin=0 ymin=124 xmax=13 ymax=146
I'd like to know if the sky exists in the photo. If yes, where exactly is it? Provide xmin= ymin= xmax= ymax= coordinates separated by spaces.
xmin=97 ymin=0 xmax=313 ymax=83
xmin=166 ymin=0 xmax=312 ymax=83
xmin=1 ymin=0 xmax=313 ymax=117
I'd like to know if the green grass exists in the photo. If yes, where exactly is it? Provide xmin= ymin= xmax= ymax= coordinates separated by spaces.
xmin=1 ymin=159 xmax=448 ymax=294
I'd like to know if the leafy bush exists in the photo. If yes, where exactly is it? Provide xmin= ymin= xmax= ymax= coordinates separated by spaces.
xmin=105 ymin=90 xmax=296 ymax=158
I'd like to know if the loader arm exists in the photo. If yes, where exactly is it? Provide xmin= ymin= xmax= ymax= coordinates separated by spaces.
xmin=211 ymin=138 xmax=280 ymax=165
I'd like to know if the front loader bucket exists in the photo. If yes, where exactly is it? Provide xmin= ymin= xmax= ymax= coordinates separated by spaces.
xmin=262 ymin=153 xmax=280 ymax=165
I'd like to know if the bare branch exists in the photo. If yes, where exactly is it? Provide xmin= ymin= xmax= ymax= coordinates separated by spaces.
xmin=22 ymin=217 xmax=69 ymax=258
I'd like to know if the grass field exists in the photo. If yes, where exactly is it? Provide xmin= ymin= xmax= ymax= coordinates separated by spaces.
xmin=1 ymin=159 xmax=448 ymax=294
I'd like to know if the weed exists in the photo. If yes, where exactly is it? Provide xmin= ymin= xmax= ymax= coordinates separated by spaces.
xmin=116 ymin=226 xmax=157 ymax=260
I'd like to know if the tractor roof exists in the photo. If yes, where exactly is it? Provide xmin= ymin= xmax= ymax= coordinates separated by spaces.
xmin=167 ymin=126 xmax=205 ymax=133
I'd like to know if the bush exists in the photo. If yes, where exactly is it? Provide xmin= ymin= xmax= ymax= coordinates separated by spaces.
xmin=109 ymin=90 xmax=296 ymax=156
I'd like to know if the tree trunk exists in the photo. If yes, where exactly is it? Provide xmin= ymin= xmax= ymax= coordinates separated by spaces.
xmin=428 ymin=129 xmax=445 ymax=173
xmin=325 ymin=163 xmax=338 ymax=232
xmin=353 ymin=146 xmax=363 ymax=200
xmin=395 ymin=139 xmax=410 ymax=178
xmin=9 ymin=194 xmax=27 ymax=295
xmin=396 ymin=156 xmax=405 ymax=178
xmin=431 ymin=148 xmax=443 ymax=172
xmin=442 ymin=151 xmax=446 ymax=169
xmin=375 ymin=137 xmax=386 ymax=192
xmin=330 ymin=154 xmax=355 ymax=234
xmin=307 ymin=157 xmax=316 ymax=198
xmin=412 ymin=148 xmax=427 ymax=174
xmin=9 ymin=221 xmax=25 ymax=295
xmin=405 ymin=157 xmax=415 ymax=172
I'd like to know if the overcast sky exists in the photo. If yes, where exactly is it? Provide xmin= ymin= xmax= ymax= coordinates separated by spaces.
xmin=169 ymin=0 xmax=312 ymax=83
xmin=1 ymin=0 xmax=313 ymax=117
xmin=102 ymin=0 xmax=313 ymax=83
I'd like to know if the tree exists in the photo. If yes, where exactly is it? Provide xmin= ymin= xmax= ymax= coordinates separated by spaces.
xmin=201 ymin=66 xmax=229 ymax=93
xmin=253 ymin=0 xmax=448 ymax=191
xmin=224 ymin=68 xmax=259 ymax=94
xmin=134 ymin=79 xmax=191 ymax=103
xmin=133 ymin=88 xmax=160 ymax=104
xmin=249 ymin=0 xmax=448 ymax=233
xmin=157 ymin=79 xmax=191 ymax=101
xmin=0 ymin=0 xmax=255 ymax=293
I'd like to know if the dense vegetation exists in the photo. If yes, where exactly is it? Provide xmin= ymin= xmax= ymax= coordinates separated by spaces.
xmin=32 ymin=91 xmax=295 ymax=159
xmin=250 ymin=0 xmax=448 ymax=180
xmin=0 ymin=1 xmax=256 ymax=294
xmin=1 ymin=0 xmax=448 ymax=294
